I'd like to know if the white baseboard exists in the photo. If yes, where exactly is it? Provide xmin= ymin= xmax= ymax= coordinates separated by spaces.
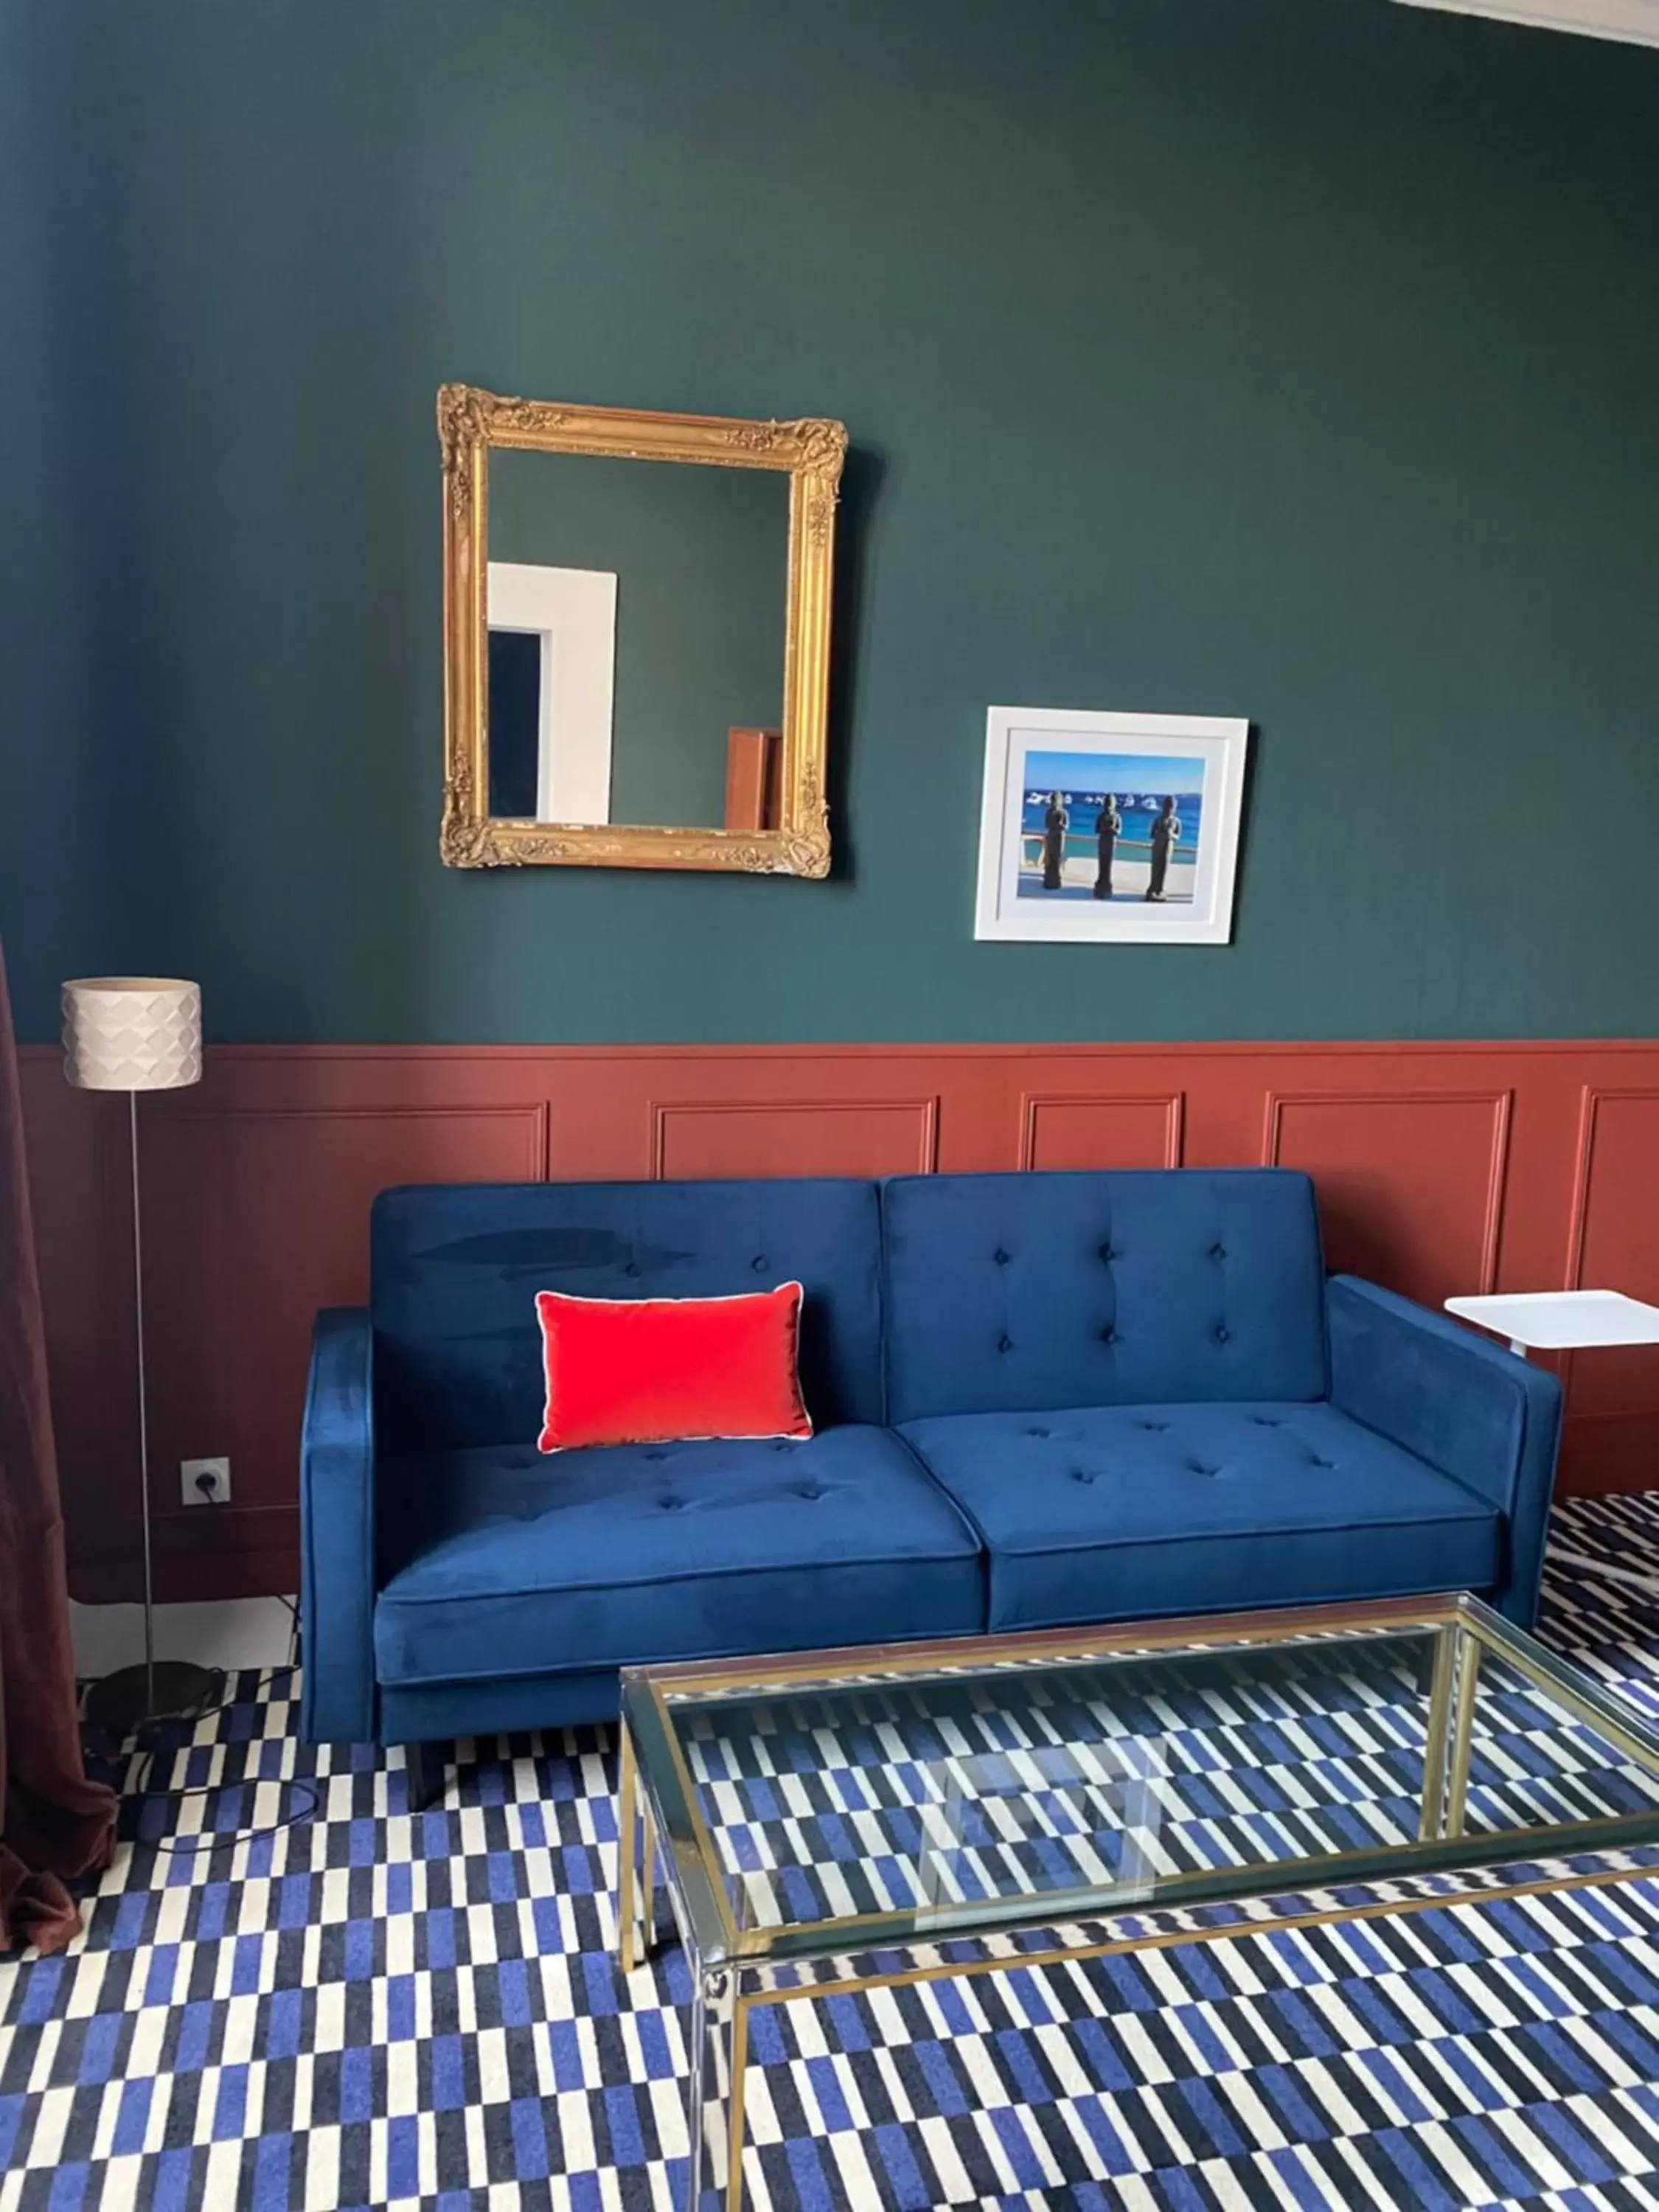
xmin=72 ymin=1596 xmax=296 ymax=1680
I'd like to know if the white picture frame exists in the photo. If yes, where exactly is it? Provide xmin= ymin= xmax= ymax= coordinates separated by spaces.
xmin=973 ymin=706 xmax=1250 ymax=945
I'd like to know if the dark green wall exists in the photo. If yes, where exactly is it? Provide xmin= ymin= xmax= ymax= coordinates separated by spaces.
xmin=4 ymin=0 xmax=1658 ymax=1046
xmin=489 ymin=449 xmax=787 ymax=828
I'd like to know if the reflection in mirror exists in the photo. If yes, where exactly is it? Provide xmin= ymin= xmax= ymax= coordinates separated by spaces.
xmin=486 ymin=449 xmax=788 ymax=831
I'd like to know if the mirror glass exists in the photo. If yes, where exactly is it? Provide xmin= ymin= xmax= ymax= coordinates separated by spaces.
xmin=485 ymin=448 xmax=790 ymax=831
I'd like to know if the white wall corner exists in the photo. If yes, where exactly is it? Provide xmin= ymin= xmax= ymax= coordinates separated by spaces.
xmin=72 ymin=1597 xmax=297 ymax=1680
xmin=1394 ymin=0 xmax=1659 ymax=48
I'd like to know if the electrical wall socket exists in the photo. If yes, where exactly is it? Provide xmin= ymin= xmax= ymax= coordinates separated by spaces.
xmin=181 ymin=1456 xmax=231 ymax=1506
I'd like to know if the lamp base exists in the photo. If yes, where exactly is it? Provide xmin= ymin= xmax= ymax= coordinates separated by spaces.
xmin=83 ymin=1660 xmax=220 ymax=1739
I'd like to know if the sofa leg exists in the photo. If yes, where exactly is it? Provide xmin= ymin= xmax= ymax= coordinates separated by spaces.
xmin=405 ymin=1740 xmax=450 ymax=1811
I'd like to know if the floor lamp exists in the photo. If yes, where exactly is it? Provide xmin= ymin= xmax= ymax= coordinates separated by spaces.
xmin=63 ymin=976 xmax=217 ymax=1734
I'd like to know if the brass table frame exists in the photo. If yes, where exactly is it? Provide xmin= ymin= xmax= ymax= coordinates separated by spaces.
xmin=613 ymin=1593 xmax=1659 ymax=2212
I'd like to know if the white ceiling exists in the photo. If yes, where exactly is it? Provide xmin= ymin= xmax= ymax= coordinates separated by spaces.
xmin=1394 ymin=0 xmax=1659 ymax=45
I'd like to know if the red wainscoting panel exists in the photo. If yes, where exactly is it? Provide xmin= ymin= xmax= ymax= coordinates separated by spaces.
xmin=17 ymin=1040 xmax=1659 ymax=1602
xmin=1560 ymin=1087 xmax=1659 ymax=1495
xmin=653 ymin=1098 xmax=939 ymax=1180
xmin=1267 ymin=1089 xmax=1512 ymax=1311
xmin=135 ymin=1102 xmax=548 ymax=1595
xmin=1020 ymin=1092 xmax=1184 ymax=1171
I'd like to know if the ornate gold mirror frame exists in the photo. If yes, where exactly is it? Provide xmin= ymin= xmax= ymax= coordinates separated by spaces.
xmin=437 ymin=386 xmax=846 ymax=874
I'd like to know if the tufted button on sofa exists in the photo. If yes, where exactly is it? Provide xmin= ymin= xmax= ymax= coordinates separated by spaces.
xmin=300 ymin=1169 xmax=1564 ymax=1791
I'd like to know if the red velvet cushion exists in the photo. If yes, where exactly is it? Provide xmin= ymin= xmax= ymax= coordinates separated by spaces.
xmin=535 ymin=1281 xmax=813 ymax=1453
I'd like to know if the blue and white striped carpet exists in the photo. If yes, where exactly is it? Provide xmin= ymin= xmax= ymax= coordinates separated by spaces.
xmin=7 ymin=1495 xmax=1659 ymax=2210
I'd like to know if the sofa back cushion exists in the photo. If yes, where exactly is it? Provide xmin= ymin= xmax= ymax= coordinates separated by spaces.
xmin=371 ymin=1178 xmax=885 ymax=1448
xmin=881 ymin=1169 xmax=1328 ymax=1422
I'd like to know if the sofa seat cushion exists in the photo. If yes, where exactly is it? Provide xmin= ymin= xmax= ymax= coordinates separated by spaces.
xmin=897 ymin=1401 xmax=1500 ymax=1632
xmin=374 ymin=1426 xmax=983 ymax=1687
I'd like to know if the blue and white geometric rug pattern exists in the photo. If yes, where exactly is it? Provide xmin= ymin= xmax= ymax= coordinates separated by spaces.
xmin=7 ymin=1495 xmax=1659 ymax=2210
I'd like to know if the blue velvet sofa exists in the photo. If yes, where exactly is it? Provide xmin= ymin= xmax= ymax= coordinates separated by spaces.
xmin=299 ymin=1169 xmax=1562 ymax=1774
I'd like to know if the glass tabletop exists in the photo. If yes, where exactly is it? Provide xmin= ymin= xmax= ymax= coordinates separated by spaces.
xmin=619 ymin=1593 xmax=1659 ymax=1966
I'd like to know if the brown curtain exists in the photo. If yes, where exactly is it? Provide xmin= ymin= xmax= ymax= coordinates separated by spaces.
xmin=0 ymin=945 xmax=115 ymax=1952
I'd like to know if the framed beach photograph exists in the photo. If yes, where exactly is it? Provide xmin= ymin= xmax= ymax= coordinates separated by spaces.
xmin=973 ymin=707 xmax=1250 ymax=945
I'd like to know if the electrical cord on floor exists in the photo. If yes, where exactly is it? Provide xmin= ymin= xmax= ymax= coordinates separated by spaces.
xmin=131 ymin=1761 xmax=320 ymax=1856
xmin=80 ymin=1658 xmax=319 ymax=1857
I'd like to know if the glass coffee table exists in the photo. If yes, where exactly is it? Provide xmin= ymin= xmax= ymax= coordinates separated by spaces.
xmin=615 ymin=1593 xmax=1659 ymax=2211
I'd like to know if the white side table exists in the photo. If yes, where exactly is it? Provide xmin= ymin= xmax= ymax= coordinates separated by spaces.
xmin=1446 ymin=1290 xmax=1659 ymax=1599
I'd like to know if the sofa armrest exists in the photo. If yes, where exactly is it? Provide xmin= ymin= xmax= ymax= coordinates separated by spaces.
xmin=299 ymin=1307 xmax=378 ymax=1744
xmin=1326 ymin=1274 xmax=1562 ymax=1627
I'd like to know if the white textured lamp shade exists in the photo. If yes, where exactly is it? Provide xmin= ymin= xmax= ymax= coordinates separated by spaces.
xmin=62 ymin=977 xmax=203 ymax=1092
